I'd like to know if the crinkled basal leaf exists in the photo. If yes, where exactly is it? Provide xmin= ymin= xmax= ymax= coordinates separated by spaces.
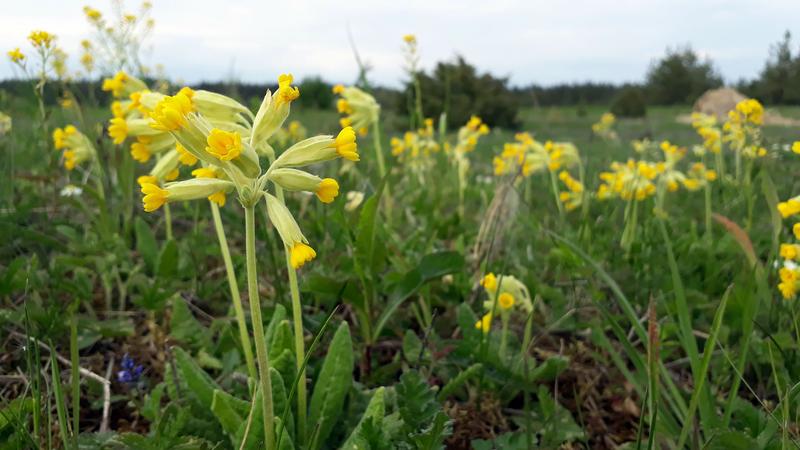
xmin=341 ymin=387 xmax=386 ymax=449
xmin=308 ymin=322 xmax=354 ymax=448
xmin=174 ymin=347 xmax=220 ymax=410
xmin=211 ymin=389 xmax=249 ymax=438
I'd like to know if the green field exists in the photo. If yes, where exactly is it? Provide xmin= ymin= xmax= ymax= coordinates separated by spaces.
xmin=0 ymin=78 xmax=800 ymax=449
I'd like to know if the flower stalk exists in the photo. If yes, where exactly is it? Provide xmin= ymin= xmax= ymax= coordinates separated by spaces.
xmin=244 ymin=204 xmax=275 ymax=450
xmin=211 ymin=201 xmax=257 ymax=382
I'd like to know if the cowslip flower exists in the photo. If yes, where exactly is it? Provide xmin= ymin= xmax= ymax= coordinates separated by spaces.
xmin=28 ymin=30 xmax=55 ymax=49
xmin=52 ymin=125 xmax=96 ymax=170
xmin=480 ymin=273 xmax=533 ymax=314
xmin=7 ymin=48 xmax=25 ymax=63
xmin=140 ymin=75 xmax=357 ymax=270
xmin=102 ymin=71 xmax=147 ymax=99
xmin=332 ymin=85 xmax=380 ymax=136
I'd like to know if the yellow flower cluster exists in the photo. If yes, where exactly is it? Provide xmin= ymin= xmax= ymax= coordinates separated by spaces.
xmin=778 ymin=188 xmax=800 ymax=299
xmin=28 ymin=30 xmax=55 ymax=49
xmin=139 ymin=74 xmax=358 ymax=268
xmin=390 ymin=118 xmax=440 ymax=169
xmin=475 ymin=273 xmax=532 ymax=333
xmin=270 ymin=120 xmax=307 ymax=149
xmin=333 ymin=84 xmax=380 ymax=136
xmin=598 ymin=159 xmax=659 ymax=201
xmin=591 ymin=112 xmax=618 ymax=141
xmin=52 ymin=125 xmax=96 ymax=171
xmin=558 ymin=171 xmax=584 ymax=211
xmin=722 ymin=98 xmax=767 ymax=159
xmin=690 ymin=113 xmax=722 ymax=154
xmin=494 ymin=133 xmax=580 ymax=178
xmin=453 ymin=115 xmax=489 ymax=154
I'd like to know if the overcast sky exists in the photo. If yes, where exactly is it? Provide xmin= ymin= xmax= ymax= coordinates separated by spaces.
xmin=1 ymin=0 xmax=798 ymax=87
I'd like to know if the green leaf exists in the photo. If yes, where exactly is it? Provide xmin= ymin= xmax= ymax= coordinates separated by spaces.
xmin=308 ymin=322 xmax=354 ymax=449
xmin=270 ymin=320 xmax=294 ymax=357
xmin=341 ymin=387 xmax=386 ymax=449
xmin=170 ymin=298 xmax=208 ymax=350
xmin=211 ymin=389 xmax=249 ymax=438
xmin=373 ymin=251 xmax=464 ymax=340
xmin=157 ymin=239 xmax=179 ymax=278
xmin=416 ymin=251 xmax=465 ymax=279
xmin=410 ymin=412 xmax=451 ymax=450
xmin=354 ymin=181 xmax=386 ymax=277
xmin=173 ymin=347 xmax=220 ymax=410
xmin=438 ymin=363 xmax=482 ymax=401
xmin=135 ymin=217 xmax=158 ymax=273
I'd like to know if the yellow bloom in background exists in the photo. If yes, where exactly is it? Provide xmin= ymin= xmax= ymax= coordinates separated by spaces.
xmin=332 ymin=85 xmax=380 ymax=133
xmin=205 ymin=129 xmax=242 ymax=161
xmin=794 ymin=223 xmax=800 ymax=240
xmin=176 ymin=143 xmax=198 ymax=166
xmin=208 ymin=191 xmax=226 ymax=207
xmin=792 ymin=141 xmax=800 ymax=154
xmin=781 ymin=243 xmax=800 ymax=261
xmin=83 ymin=6 xmax=102 ymax=21
xmin=28 ymin=30 xmax=55 ymax=49
xmin=498 ymin=293 xmax=515 ymax=310
xmin=108 ymin=117 xmax=129 ymax=144
xmin=137 ymin=175 xmax=157 ymax=187
xmin=192 ymin=167 xmax=217 ymax=179
xmin=480 ymin=273 xmax=497 ymax=291
xmin=290 ymin=243 xmax=317 ymax=269
xmin=475 ymin=313 xmax=493 ymax=334
xmin=7 ymin=48 xmax=25 ymax=63
xmin=778 ymin=196 xmax=800 ymax=218
xmin=403 ymin=34 xmax=417 ymax=45
xmin=130 ymin=136 xmax=152 ymax=163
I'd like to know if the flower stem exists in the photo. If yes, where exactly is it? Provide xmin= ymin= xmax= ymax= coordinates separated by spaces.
xmin=372 ymin=121 xmax=393 ymax=220
xmin=211 ymin=201 xmax=257 ymax=383
xmin=164 ymin=203 xmax=173 ymax=241
xmin=70 ymin=309 xmax=80 ymax=445
xmin=244 ymin=204 xmax=275 ymax=450
xmin=273 ymin=187 xmax=308 ymax=442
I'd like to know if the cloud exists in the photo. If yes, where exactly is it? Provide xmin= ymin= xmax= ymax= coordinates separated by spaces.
xmin=0 ymin=0 xmax=797 ymax=86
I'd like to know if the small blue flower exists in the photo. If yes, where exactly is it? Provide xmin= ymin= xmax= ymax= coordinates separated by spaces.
xmin=117 ymin=353 xmax=144 ymax=384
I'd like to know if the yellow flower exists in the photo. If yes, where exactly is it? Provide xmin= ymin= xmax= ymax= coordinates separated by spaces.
xmin=108 ymin=117 xmax=128 ymax=144
xmin=781 ymin=244 xmax=799 ymax=261
xmin=192 ymin=167 xmax=217 ymax=179
xmin=208 ymin=191 xmax=226 ymax=207
xmin=403 ymin=34 xmax=417 ymax=44
xmin=794 ymin=223 xmax=800 ymax=240
xmin=83 ymin=6 xmax=102 ymax=21
xmin=480 ymin=273 xmax=497 ymax=291
xmin=475 ymin=313 xmax=493 ymax=334
xmin=334 ymin=127 xmax=359 ymax=161
xmin=28 ymin=30 xmax=55 ymax=49
xmin=130 ymin=136 xmax=152 ymax=163
xmin=290 ymin=242 xmax=316 ymax=269
xmin=141 ymin=183 xmax=168 ymax=212
xmin=7 ymin=48 xmax=24 ymax=63
xmin=205 ymin=129 xmax=242 ymax=161
xmin=137 ymin=175 xmax=157 ymax=187
xmin=498 ymin=292 xmax=515 ymax=310
xmin=792 ymin=141 xmax=800 ymax=154
xmin=778 ymin=198 xmax=800 ymax=218
xmin=176 ymin=143 xmax=198 ymax=166
xmin=332 ymin=84 xmax=345 ymax=94
xmin=149 ymin=91 xmax=193 ymax=131
xmin=276 ymin=74 xmax=300 ymax=105
xmin=165 ymin=168 xmax=180 ymax=181
xmin=316 ymin=178 xmax=339 ymax=203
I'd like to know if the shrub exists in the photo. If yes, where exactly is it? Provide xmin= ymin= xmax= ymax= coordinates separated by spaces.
xmin=406 ymin=56 xmax=520 ymax=129
xmin=610 ymin=87 xmax=647 ymax=117
xmin=645 ymin=45 xmax=722 ymax=105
